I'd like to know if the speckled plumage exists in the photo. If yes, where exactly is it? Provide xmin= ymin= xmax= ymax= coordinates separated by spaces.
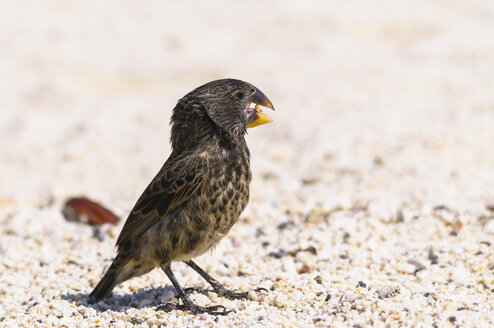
xmin=89 ymin=79 xmax=273 ymax=314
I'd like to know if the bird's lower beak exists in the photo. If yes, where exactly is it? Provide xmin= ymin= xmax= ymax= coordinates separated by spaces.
xmin=246 ymin=105 xmax=274 ymax=128
xmin=245 ymin=87 xmax=275 ymax=129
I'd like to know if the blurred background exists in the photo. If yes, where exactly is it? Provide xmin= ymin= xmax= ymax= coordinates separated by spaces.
xmin=1 ymin=1 xmax=494 ymax=326
xmin=1 ymin=0 xmax=494 ymax=225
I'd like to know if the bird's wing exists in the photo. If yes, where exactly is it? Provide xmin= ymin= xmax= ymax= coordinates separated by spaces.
xmin=116 ymin=151 xmax=208 ymax=248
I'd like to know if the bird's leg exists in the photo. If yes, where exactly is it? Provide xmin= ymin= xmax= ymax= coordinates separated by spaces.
xmin=185 ymin=260 xmax=267 ymax=300
xmin=157 ymin=265 xmax=232 ymax=315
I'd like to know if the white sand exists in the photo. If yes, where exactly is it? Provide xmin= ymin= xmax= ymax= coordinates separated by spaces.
xmin=1 ymin=0 xmax=493 ymax=327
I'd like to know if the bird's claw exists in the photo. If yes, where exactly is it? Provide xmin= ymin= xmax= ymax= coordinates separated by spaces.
xmin=184 ymin=287 xmax=210 ymax=295
xmin=156 ymin=303 xmax=178 ymax=312
xmin=217 ymin=290 xmax=248 ymax=300
xmin=215 ymin=286 xmax=269 ymax=300
xmin=186 ymin=285 xmax=269 ymax=300
xmin=157 ymin=303 xmax=233 ymax=316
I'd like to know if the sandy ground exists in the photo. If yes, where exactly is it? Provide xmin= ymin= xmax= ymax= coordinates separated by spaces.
xmin=1 ymin=0 xmax=494 ymax=327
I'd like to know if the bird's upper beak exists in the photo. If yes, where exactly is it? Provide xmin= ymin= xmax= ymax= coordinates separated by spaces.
xmin=245 ymin=87 xmax=275 ymax=129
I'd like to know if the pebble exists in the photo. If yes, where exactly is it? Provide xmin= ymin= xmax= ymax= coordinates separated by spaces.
xmin=273 ymin=294 xmax=287 ymax=308
xmin=378 ymin=286 xmax=401 ymax=299
xmin=485 ymin=202 xmax=494 ymax=212
xmin=450 ymin=266 xmax=471 ymax=285
xmin=483 ymin=219 xmax=494 ymax=234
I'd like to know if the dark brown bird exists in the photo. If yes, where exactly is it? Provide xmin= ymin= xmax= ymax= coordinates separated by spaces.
xmin=89 ymin=79 xmax=274 ymax=315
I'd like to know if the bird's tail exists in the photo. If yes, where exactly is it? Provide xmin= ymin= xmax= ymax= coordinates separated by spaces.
xmin=89 ymin=267 xmax=117 ymax=301
xmin=89 ymin=255 xmax=126 ymax=302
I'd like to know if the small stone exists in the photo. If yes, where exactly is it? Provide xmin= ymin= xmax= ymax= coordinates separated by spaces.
xmin=131 ymin=317 xmax=144 ymax=325
xmin=248 ymin=289 xmax=268 ymax=302
xmin=268 ymin=249 xmax=286 ymax=259
xmin=395 ymin=208 xmax=404 ymax=223
xmin=274 ymin=294 xmax=287 ymax=307
xmin=428 ymin=247 xmax=439 ymax=265
xmin=277 ymin=221 xmax=295 ymax=230
xmin=302 ymin=177 xmax=319 ymax=185
xmin=483 ymin=219 xmax=494 ymax=234
xmin=298 ymin=264 xmax=311 ymax=274
xmin=303 ymin=246 xmax=317 ymax=255
xmin=92 ymin=227 xmax=105 ymax=242
xmin=378 ymin=286 xmax=400 ymax=299
xmin=373 ymin=156 xmax=384 ymax=167
xmin=338 ymin=294 xmax=357 ymax=305
xmin=450 ymin=266 xmax=470 ymax=285
xmin=281 ymin=258 xmax=297 ymax=274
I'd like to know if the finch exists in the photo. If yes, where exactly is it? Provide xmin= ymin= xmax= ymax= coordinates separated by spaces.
xmin=89 ymin=79 xmax=274 ymax=315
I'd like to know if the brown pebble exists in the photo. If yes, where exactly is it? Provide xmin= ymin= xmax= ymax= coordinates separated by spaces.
xmin=486 ymin=202 xmax=494 ymax=212
xmin=62 ymin=197 xmax=119 ymax=225
xmin=395 ymin=208 xmax=404 ymax=223
xmin=452 ymin=220 xmax=463 ymax=233
xmin=301 ymin=177 xmax=319 ymax=185
xmin=298 ymin=264 xmax=311 ymax=274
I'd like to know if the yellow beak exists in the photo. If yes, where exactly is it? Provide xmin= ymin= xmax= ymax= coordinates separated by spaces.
xmin=246 ymin=105 xmax=274 ymax=129
xmin=245 ymin=86 xmax=275 ymax=129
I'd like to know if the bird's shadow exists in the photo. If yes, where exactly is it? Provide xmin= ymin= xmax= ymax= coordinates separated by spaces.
xmin=62 ymin=285 xmax=178 ymax=312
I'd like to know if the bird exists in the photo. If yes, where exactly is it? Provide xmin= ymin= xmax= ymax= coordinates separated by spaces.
xmin=89 ymin=78 xmax=274 ymax=315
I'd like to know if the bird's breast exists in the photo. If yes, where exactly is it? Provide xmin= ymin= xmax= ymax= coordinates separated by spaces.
xmin=153 ymin=147 xmax=252 ymax=262
xmin=203 ymin=148 xmax=251 ymax=233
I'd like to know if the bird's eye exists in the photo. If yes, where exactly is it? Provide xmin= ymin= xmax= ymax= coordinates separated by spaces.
xmin=234 ymin=91 xmax=245 ymax=100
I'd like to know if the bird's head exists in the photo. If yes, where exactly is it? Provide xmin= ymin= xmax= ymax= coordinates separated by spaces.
xmin=171 ymin=79 xmax=274 ymax=149
xmin=197 ymin=78 xmax=274 ymax=134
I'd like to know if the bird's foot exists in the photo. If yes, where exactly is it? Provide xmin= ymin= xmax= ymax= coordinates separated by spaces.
xmin=184 ymin=260 xmax=269 ymax=300
xmin=189 ymin=285 xmax=269 ymax=300
xmin=157 ymin=302 xmax=232 ymax=316
xmin=216 ymin=288 xmax=248 ymax=300
xmin=184 ymin=287 xmax=210 ymax=295
xmin=218 ymin=287 xmax=269 ymax=300
xmin=184 ymin=285 xmax=247 ymax=299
